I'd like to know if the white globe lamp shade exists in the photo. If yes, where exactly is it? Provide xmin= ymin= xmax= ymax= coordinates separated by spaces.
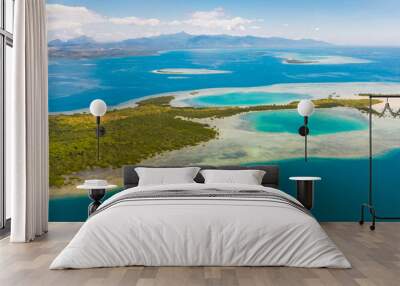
xmin=90 ymin=99 xmax=107 ymax=117
xmin=297 ymin=100 xmax=315 ymax=117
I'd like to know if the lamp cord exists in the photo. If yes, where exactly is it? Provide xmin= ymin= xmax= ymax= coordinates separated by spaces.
xmin=305 ymin=116 xmax=308 ymax=162
xmin=96 ymin=116 xmax=100 ymax=161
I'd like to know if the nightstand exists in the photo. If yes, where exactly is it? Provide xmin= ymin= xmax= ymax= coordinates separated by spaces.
xmin=289 ymin=177 xmax=321 ymax=210
xmin=77 ymin=180 xmax=117 ymax=216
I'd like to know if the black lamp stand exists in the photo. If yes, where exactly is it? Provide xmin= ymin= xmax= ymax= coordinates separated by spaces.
xmin=95 ymin=116 xmax=106 ymax=161
xmin=298 ymin=116 xmax=310 ymax=162
xmin=359 ymin=95 xmax=400 ymax=230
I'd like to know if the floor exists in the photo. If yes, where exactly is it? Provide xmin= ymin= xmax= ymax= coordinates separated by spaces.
xmin=0 ymin=223 xmax=399 ymax=286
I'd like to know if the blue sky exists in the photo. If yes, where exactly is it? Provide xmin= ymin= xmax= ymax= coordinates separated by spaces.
xmin=46 ymin=0 xmax=400 ymax=46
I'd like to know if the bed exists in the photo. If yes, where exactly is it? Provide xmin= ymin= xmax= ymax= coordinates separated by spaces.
xmin=50 ymin=165 xmax=350 ymax=269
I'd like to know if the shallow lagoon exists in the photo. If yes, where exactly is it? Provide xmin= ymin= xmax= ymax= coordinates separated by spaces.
xmin=243 ymin=109 xmax=368 ymax=135
xmin=184 ymin=92 xmax=310 ymax=107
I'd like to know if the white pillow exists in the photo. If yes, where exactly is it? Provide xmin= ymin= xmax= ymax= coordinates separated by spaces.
xmin=135 ymin=167 xmax=201 ymax=186
xmin=200 ymin=169 xmax=266 ymax=185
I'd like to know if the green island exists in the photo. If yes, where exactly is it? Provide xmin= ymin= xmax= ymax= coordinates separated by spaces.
xmin=49 ymin=95 xmax=381 ymax=195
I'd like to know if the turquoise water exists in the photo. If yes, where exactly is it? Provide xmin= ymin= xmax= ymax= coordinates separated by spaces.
xmin=50 ymin=190 xmax=119 ymax=222
xmin=243 ymin=109 xmax=368 ymax=135
xmin=49 ymin=149 xmax=400 ymax=222
xmin=250 ymin=148 xmax=400 ymax=222
xmin=184 ymin=92 xmax=310 ymax=107
xmin=48 ymin=47 xmax=400 ymax=222
xmin=48 ymin=47 xmax=400 ymax=112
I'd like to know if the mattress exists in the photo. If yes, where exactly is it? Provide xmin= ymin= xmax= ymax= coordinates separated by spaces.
xmin=50 ymin=183 xmax=350 ymax=269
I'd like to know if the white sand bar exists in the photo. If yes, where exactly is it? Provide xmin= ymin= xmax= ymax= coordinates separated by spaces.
xmin=274 ymin=52 xmax=371 ymax=65
xmin=170 ymin=82 xmax=400 ymax=108
xmin=152 ymin=68 xmax=231 ymax=75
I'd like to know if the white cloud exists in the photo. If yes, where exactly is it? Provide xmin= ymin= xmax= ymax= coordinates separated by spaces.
xmin=47 ymin=4 xmax=106 ymax=40
xmin=168 ymin=20 xmax=182 ymax=26
xmin=109 ymin=17 xmax=160 ymax=26
xmin=46 ymin=4 xmax=400 ymax=46
xmin=184 ymin=8 xmax=256 ymax=32
xmin=46 ymin=5 xmax=262 ymax=42
xmin=47 ymin=4 xmax=163 ymax=41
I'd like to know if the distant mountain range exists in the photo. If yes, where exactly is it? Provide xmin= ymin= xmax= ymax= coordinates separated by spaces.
xmin=48 ymin=32 xmax=333 ymax=58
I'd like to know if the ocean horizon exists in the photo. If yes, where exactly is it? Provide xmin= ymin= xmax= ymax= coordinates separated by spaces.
xmin=49 ymin=47 xmax=400 ymax=112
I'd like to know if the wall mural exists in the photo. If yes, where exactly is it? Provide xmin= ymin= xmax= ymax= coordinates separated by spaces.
xmin=47 ymin=1 xmax=400 ymax=221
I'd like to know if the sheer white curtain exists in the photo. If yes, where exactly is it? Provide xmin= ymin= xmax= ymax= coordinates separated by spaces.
xmin=9 ymin=0 xmax=49 ymax=242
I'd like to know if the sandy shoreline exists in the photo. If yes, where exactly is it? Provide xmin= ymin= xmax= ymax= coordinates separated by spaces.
xmin=49 ymin=82 xmax=400 ymax=115
xmin=169 ymin=82 xmax=400 ymax=108
xmin=50 ymin=167 xmax=123 ymax=198
xmin=116 ymin=82 xmax=400 ymax=111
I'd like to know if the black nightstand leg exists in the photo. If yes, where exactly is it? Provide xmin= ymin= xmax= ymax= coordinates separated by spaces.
xmin=296 ymin=181 xmax=314 ymax=210
xmin=88 ymin=189 xmax=106 ymax=216
xmin=88 ymin=201 xmax=102 ymax=216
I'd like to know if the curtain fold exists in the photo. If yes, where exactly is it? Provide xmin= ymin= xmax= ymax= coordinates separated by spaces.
xmin=10 ymin=0 xmax=49 ymax=242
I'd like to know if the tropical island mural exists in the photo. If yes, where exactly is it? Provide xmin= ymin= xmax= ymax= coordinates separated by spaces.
xmin=47 ymin=0 xmax=400 ymax=221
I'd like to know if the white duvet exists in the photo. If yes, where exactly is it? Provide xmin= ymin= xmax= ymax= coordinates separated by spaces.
xmin=50 ymin=183 xmax=351 ymax=269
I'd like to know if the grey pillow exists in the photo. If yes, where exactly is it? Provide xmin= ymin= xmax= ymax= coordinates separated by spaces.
xmin=200 ymin=169 xmax=266 ymax=185
xmin=135 ymin=167 xmax=201 ymax=186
